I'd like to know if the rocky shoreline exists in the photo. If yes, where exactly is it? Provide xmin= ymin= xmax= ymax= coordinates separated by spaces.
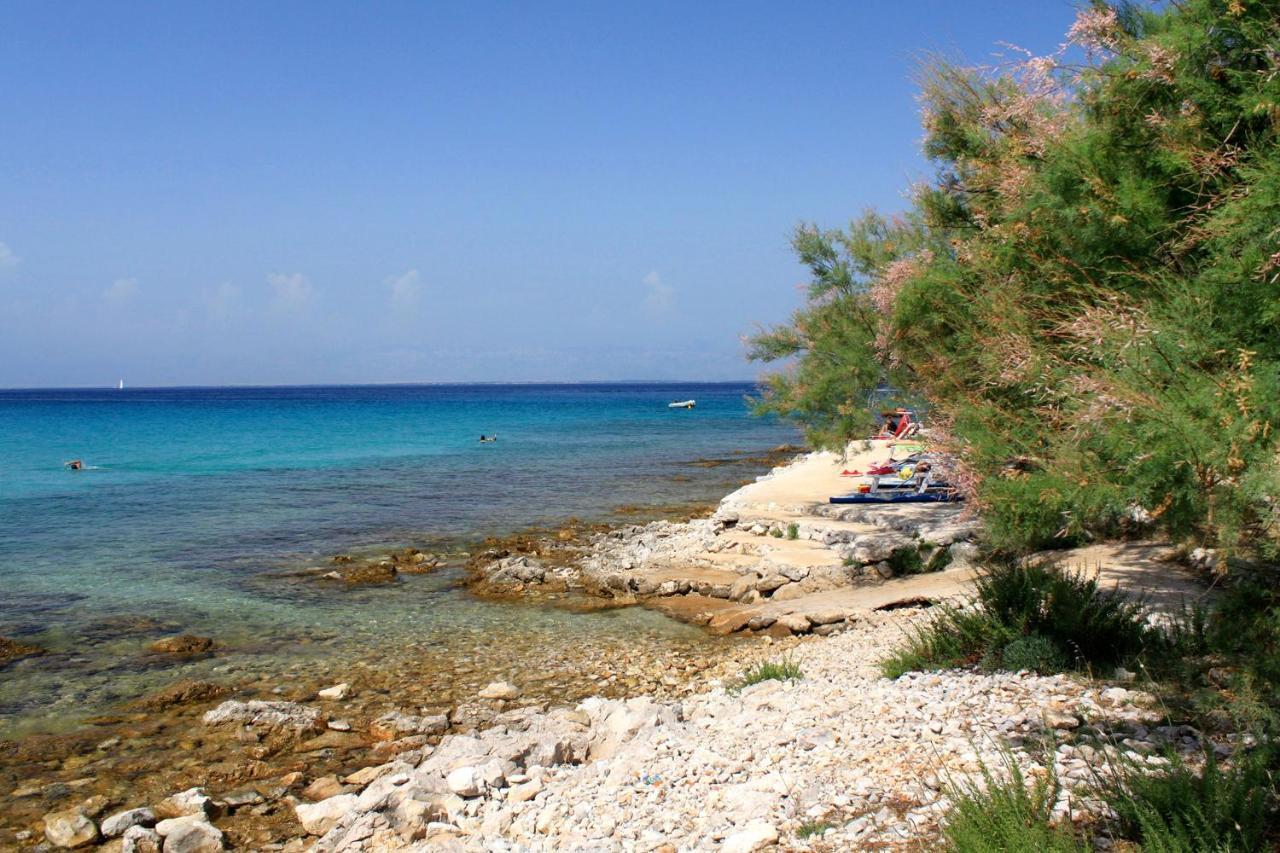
xmin=2 ymin=441 xmax=1214 ymax=851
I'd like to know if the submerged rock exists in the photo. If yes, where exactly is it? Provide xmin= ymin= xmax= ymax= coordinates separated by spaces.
xmin=0 ymin=636 xmax=44 ymax=664
xmin=147 ymin=635 xmax=215 ymax=657
xmin=202 ymin=700 xmax=324 ymax=733
xmin=130 ymin=679 xmax=229 ymax=711
xmin=43 ymin=807 xmax=98 ymax=848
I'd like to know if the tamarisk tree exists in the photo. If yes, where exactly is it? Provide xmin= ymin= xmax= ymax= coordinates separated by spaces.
xmin=750 ymin=0 xmax=1280 ymax=556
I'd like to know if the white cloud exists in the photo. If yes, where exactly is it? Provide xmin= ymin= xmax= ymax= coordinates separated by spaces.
xmin=643 ymin=270 xmax=674 ymax=311
xmin=0 ymin=242 xmax=19 ymax=270
xmin=386 ymin=269 xmax=423 ymax=310
xmin=102 ymin=277 xmax=139 ymax=302
xmin=268 ymin=272 xmax=314 ymax=311
xmin=202 ymin=281 xmax=241 ymax=321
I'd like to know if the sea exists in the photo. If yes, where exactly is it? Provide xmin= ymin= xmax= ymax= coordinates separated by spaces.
xmin=0 ymin=382 xmax=798 ymax=735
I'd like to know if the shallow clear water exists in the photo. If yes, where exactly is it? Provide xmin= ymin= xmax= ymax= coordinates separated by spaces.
xmin=0 ymin=382 xmax=796 ymax=734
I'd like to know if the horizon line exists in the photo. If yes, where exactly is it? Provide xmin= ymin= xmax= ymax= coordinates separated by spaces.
xmin=0 ymin=378 xmax=765 ymax=392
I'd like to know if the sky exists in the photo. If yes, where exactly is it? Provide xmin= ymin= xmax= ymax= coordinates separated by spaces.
xmin=0 ymin=1 xmax=1084 ymax=387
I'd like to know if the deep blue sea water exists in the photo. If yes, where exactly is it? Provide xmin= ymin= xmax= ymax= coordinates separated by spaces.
xmin=0 ymin=382 xmax=797 ymax=733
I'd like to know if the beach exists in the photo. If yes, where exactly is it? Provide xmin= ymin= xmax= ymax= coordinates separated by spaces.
xmin=1 ymin=434 xmax=1212 ymax=850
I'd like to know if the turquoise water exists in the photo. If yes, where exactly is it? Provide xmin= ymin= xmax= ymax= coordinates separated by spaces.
xmin=0 ymin=383 xmax=796 ymax=733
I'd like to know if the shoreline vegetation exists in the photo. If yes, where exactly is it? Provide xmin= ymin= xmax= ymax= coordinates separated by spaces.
xmin=6 ymin=1 xmax=1280 ymax=851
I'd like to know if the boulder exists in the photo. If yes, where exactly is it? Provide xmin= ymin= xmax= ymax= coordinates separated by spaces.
xmin=202 ymin=700 xmax=324 ymax=733
xmin=369 ymin=711 xmax=448 ymax=740
xmin=770 ymin=582 xmax=809 ymax=601
xmin=341 ymin=562 xmax=398 ymax=585
xmin=723 ymin=820 xmax=778 ymax=853
xmin=295 ymin=794 xmax=359 ymax=835
xmin=101 ymin=808 xmax=155 ymax=838
xmin=43 ymin=808 xmax=98 ymax=848
xmin=295 ymin=730 xmax=368 ymax=752
xmin=508 ymin=778 xmax=542 ymax=803
xmin=130 ymin=680 xmax=228 ymax=711
xmin=302 ymin=776 xmax=346 ymax=802
xmin=0 ymin=636 xmax=44 ymax=664
xmin=147 ymin=635 xmax=214 ymax=657
xmin=848 ymin=532 xmax=914 ymax=564
xmin=778 ymin=565 xmax=810 ymax=582
xmin=707 ymin=610 xmax=754 ymax=636
xmin=154 ymin=817 xmax=224 ymax=852
xmin=728 ymin=575 xmax=759 ymax=602
xmin=121 ymin=826 xmax=162 ymax=853
xmin=317 ymin=682 xmax=351 ymax=700
xmin=445 ymin=766 xmax=484 ymax=797
xmin=478 ymin=681 xmax=520 ymax=701
xmin=775 ymin=613 xmax=812 ymax=634
xmin=806 ymin=608 xmax=848 ymax=626
xmin=153 ymin=788 xmax=213 ymax=820
xmin=754 ymin=575 xmax=789 ymax=594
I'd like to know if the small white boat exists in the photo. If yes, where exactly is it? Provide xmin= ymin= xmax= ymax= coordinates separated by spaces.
xmin=668 ymin=400 xmax=696 ymax=409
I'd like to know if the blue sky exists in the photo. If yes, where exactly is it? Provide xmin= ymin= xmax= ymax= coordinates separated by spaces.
xmin=0 ymin=1 xmax=1082 ymax=387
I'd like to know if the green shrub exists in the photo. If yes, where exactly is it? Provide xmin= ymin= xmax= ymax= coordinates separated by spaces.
xmin=796 ymin=820 xmax=833 ymax=839
xmin=881 ymin=605 xmax=995 ymax=678
xmin=770 ymin=527 xmax=783 ymax=538
xmin=786 ymin=522 xmax=799 ymax=540
xmin=733 ymin=656 xmax=803 ymax=691
xmin=942 ymin=752 xmax=1086 ymax=852
xmin=991 ymin=633 xmax=1068 ymax=674
xmin=881 ymin=562 xmax=1156 ymax=677
xmin=888 ymin=546 xmax=926 ymax=576
xmin=1098 ymin=743 xmax=1278 ymax=853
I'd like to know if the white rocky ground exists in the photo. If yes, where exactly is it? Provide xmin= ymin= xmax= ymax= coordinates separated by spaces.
xmin=277 ymin=613 xmax=1197 ymax=852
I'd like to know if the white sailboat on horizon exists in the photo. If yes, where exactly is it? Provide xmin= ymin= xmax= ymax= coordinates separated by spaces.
xmin=118 ymin=379 xmax=124 ymax=390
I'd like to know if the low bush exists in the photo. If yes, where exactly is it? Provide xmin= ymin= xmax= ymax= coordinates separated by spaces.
xmin=796 ymin=820 xmax=833 ymax=839
xmin=942 ymin=752 xmax=1086 ymax=852
xmin=786 ymin=522 xmax=799 ymax=540
xmin=1097 ymin=743 xmax=1278 ymax=853
xmin=881 ymin=562 xmax=1156 ymax=677
xmin=733 ymin=656 xmax=803 ymax=691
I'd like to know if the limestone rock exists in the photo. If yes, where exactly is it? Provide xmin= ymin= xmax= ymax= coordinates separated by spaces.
xmin=154 ymin=817 xmax=224 ymax=852
xmin=147 ymin=634 xmax=214 ymax=656
xmin=130 ymin=680 xmax=228 ymax=711
xmin=120 ymin=826 xmax=162 ymax=853
xmin=295 ymin=793 xmax=359 ymax=835
xmin=101 ymin=808 xmax=155 ymax=838
xmin=202 ymin=699 xmax=323 ymax=733
xmin=775 ymin=613 xmax=811 ymax=634
xmin=723 ymin=820 xmax=778 ymax=853
xmin=317 ymin=682 xmax=351 ymax=700
xmin=43 ymin=808 xmax=98 ymax=848
xmin=849 ymin=532 xmax=914 ymax=564
xmin=302 ymin=776 xmax=346 ymax=802
xmin=0 ymin=635 xmax=45 ymax=663
xmin=446 ymin=766 xmax=484 ymax=797
xmin=478 ymin=681 xmax=520 ymax=701
xmin=152 ymin=788 xmax=212 ymax=820
xmin=369 ymin=711 xmax=448 ymax=740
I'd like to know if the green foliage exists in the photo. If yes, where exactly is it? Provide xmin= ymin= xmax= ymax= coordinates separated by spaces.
xmin=796 ymin=820 xmax=834 ymax=839
xmin=786 ymin=522 xmax=799 ymax=540
xmin=882 ymin=562 xmax=1156 ymax=676
xmin=942 ymin=751 xmax=1087 ymax=852
xmin=1143 ymin=576 xmax=1280 ymax=736
xmin=992 ymin=633 xmax=1069 ymax=674
xmin=733 ymin=656 xmax=804 ymax=691
xmin=769 ymin=527 xmax=783 ymax=538
xmin=748 ymin=0 xmax=1280 ymax=559
xmin=888 ymin=546 xmax=926 ymax=576
xmin=1098 ymin=743 xmax=1279 ymax=852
